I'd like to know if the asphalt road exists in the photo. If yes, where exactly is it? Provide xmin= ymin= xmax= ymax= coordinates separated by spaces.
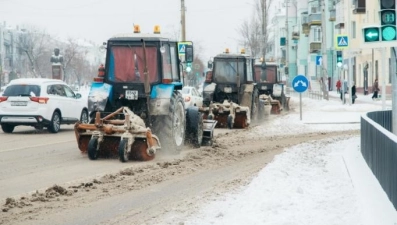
xmin=0 ymin=125 xmax=137 ymax=199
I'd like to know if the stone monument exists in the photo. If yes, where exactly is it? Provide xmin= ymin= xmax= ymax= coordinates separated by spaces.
xmin=50 ymin=48 xmax=64 ymax=80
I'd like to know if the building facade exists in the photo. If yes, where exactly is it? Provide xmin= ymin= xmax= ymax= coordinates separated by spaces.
xmin=269 ymin=0 xmax=391 ymax=94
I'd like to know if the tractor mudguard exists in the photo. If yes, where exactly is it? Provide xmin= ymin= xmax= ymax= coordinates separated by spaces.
xmin=239 ymin=84 xmax=255 ymax=109
xmin=88 ymin=82 xmax=113 ymax=115
xmin=149 ymin=83 xmax=177 ymax=116
xmin=202 ymin=83 xmax=216 ymax=105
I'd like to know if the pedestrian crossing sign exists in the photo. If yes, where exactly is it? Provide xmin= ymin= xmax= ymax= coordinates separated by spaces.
xmin=177 ymin=41 xmax=192 ymax=56
xmin=335 ymin=35 xmax=349 ymax=49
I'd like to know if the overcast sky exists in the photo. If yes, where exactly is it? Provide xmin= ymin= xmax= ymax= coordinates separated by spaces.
xmin=0 ymin=0 xmax=259 ymax=61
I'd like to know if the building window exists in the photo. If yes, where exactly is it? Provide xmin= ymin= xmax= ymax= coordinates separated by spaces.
xmin=312 ymin=27 xmax=322 ymax=42
xmin=352 ymin=21 xmax=356 ymax=38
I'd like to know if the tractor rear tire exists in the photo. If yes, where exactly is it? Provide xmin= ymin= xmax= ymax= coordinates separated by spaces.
xmin=88 ymin=138 xmax=99 ymax=160
xmin=185 ymin=106 xmax=203 ymax=148
xmin=153 ymin=91 xmax=186 ymax=154
xmin=118 ymin=139 xmax=129 ymax=163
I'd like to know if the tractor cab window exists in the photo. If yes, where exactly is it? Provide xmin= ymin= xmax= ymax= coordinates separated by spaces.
xmin=161 ymin=44 xmax=172 ymax=81
xmin=213 ymin=60 xmax=245 ymax=84
xmin=161 ymin=44 xmax=179 ymax=81
xmin=107 ymin=45 xmax=159 ymax=83
xmin=170 ymin=45 xmax=179 ymax=80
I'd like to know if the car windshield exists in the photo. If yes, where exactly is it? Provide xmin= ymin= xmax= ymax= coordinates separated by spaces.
xmin=107 ymin=45 xmax=159 ymax=83
xmin=3 ymin=84 xmax=41 ymax=97
xmin=181 ymin=88 xmax=191 ymax=94
xmin=213 ymin=60 xmax=245 ymax=83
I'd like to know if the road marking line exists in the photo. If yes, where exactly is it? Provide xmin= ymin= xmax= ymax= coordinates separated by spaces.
xmin=0 ymin=139 xmax=75 ymax=153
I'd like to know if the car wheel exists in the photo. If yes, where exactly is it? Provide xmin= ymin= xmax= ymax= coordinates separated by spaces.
xmin=80 ymin=109 xmax=89 ymax=124
xmin=48 ymin=111 xmax=61 ymax=133
xmin=1 ymin=124 xmax=15 ymax=133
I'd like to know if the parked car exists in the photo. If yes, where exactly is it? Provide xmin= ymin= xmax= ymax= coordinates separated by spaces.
xmin=180 ymin=86 xmax=203 ymax=108
xmin=0 ymin=78 xmax=89 ymax=133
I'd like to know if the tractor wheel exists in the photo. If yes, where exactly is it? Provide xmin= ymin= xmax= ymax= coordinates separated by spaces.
xmin=130 ymin=139 xmax=155 ymax=161
xmin=186 ymin=107 xmax=203 ymax=148
xmin=88 ymin=138 xmax=99 ymax=160
xmin=227 ymin=115 xmax=234 ymax=129
xmin=48 ymin=111 xmax=61 ymax=133
xmin=154 ymin=91 xmax=186 ymax=154
xmin=1 ymin=124 xmax=15 ymax=133
xmin=118 ymin=139 xmax=129 ymax=163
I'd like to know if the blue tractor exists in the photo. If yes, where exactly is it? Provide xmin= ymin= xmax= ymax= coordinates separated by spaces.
xmin=74 ymin=25 xmax=216 ymax=162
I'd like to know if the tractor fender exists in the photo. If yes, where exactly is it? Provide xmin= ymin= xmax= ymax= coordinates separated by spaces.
xmin=202 ymin=83 xmax=217 ymax=106
xmin=149 ymin=83 xmax=176 ymax=116
xmin=87 ymin=82 xmax=113 ymax=116
xmin=239 ymin=83 xmax=255 ymax=108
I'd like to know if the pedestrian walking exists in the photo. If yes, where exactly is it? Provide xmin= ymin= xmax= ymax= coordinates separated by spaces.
xmin=336 ymin=79 xmax=341 ymax=94
xmin=340 ymin=79 xmax=348 ymax=104
xmin=351 ymin=82 xmax=356 ymax=104
xmin=372 ymin=79 xmax=380 ymax=100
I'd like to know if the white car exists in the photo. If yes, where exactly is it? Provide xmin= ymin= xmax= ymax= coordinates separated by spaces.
xmin=0 ymin=78 xmax=89 ymax=133
xmin=180 ymin=86 xmax=203 ymax=108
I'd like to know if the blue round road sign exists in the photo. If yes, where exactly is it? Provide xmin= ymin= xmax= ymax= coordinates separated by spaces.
xmin=292 ymin=75 xmax=309 ymax=93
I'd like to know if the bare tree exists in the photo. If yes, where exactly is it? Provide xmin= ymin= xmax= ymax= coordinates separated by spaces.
xmin=238 ymin=0 xmax=274 ymax=59
xmin=16 ymin=26 xmax=54 ymax=77
xmin=237 ymin=17 xmax=262 ymax=57
xmin=256 ymin=0 xmax=274 ymax=59
xmin=62 ymin=38 xmax=82 ymax=83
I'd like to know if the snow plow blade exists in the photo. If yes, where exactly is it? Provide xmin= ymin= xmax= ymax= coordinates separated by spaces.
xmin=74 ymin=107 xmax=160 ymax=162
xmin=201 ymin=100 xmax=250 ymax=129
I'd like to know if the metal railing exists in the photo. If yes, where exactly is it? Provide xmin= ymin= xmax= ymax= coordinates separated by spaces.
xmin=361 ymin=110 xmax=397 ymax=210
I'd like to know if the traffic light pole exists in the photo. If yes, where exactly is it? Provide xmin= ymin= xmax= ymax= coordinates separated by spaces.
xmin=347 ymin=1 xmax=353 ymax=106
xmin=381 ymin=47 xmax=387 ymax=109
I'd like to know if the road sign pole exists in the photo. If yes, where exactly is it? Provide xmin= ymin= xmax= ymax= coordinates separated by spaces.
xmin=300 ymin=92 xmax=302 ymax=120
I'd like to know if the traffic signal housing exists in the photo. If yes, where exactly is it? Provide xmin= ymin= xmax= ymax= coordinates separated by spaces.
xmin=186 ymin=62 xmax=192 ymax=72
xmin=362 ymin=0 xmax=397 ymax=43
xmin=380 ymin=0 xmax=396 ymax=41
xmin=336 ymin=51 xmax=343 ymax=67
xmin=363 ymin=26 xmax=381 ymax=42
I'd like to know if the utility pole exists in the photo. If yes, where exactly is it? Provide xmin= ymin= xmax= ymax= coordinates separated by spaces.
xmin=181 ymin=0 xmax=186 ymax=41
xmin=261 ymin=0 xmax=267 ymax=59
xmin=321 ymin=0 xmax=329 ymax=100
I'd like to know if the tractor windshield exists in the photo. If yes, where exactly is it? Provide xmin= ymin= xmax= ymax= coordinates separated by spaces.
xmin=107 ymin=46 xmax=159 ymax=83
xmin=213 ymin=60 xmax=245 ymax=83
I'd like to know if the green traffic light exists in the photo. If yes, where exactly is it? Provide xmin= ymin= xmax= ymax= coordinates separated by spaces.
xmin=363 ymin=27 xmax=380 ymax=42
xmin=381 ymin=26 xmax=397 ymax=41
